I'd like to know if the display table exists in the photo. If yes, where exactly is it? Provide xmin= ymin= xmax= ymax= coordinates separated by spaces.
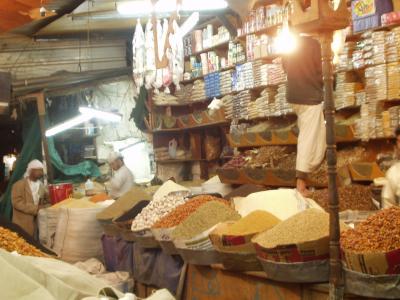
xmin=182 ymin=265 xmax=367 ymax=300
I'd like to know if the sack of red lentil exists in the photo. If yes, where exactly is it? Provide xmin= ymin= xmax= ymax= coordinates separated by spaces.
xmin=341 ymin=207 xmax=400 ymax=275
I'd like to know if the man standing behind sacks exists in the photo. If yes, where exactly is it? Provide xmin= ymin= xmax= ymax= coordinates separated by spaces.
xmin=106 ymin=152 xmax=134 ymax=199
xmin=12 ymin=160 xmax=48 ymax=237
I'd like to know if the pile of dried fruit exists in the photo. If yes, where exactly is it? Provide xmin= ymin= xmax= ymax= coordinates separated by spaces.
xmin=222 ymin=155 xmax=246 ymax=169
xmin=152 ymin=195 xmax=229 ymax=229
xmin=341 ymin=207 xmax=400 ymax=253
xmin=310 ymin=185 xmax=376 ymax=212
xmin=223 ymin=147 xmax=296 ymax=169
xmin=310 ymin=147 xmax=367 ymax=185
xmin=0 ymin=227 xmax=48 ymax=257
xmin=244 ymin=146 xmax=296 ymax=169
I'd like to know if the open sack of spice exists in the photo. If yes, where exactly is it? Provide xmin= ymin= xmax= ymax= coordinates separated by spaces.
xmin=151 ymin=195 xmax=226 ymax=243
xmin=172 ymin=200 xmax=240 ymax=251
xmin=130 ymin=181 xmax=190 ymax=239
xmin=252 ymin=209 xmax=349 ymax=264
xmin=341 ymin=206 xmax=400 ymax=275
xmin=209 ymin=210 xmax=281 ymax=254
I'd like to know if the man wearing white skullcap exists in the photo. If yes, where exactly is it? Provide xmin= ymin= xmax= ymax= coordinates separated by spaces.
xmin=106 ymin=152 xmax=134 ymax=199
xmin=11 ymin=159 xmax=48 ymax=237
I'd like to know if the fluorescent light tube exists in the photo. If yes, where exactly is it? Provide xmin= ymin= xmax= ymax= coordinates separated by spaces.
xmin=180 ymin=0 xmax=228 ymax=11
xmin=117 ymin=1 xmax=152 ymax=15
xmin=79 ymin=107 xmax=122 ymax=123
xmin=0 ymin=103 xmax=8 ymax=107
xmin=116 ymin=0 xmax=227 ymax=16
xmin=178 ymin=12 xmax=199 ymax=37
xmin=45 ymin=114 xmax=92 ymax=137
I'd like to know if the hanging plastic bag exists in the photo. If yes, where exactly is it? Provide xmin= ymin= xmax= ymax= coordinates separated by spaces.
xmin=132 ymin=19 xmax=145 ymax=92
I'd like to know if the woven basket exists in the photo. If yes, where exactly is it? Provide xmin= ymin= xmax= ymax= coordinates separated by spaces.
xmin=177 ymin=248 xmax=222 ymax=266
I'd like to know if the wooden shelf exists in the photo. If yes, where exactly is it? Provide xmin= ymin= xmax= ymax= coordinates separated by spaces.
xmin=153 ymin=98 xmax=213 ymax=107
xmin=336 ymin=105 xmax=361 ymax=112
xmin=152 ymin=121 xmax=230 ymax=134
xmin=236 ymin=23 xmax=282 ymax=41
xmin=154 ymin=84 xmax=283 ymax=108
xmin=227 ymin=124 xmax=357 ymax=148
xmin=217 ymin=167 xmax=327 ymax=188
xmin=348 ymin=162 xmax=385 ymax=182
xmin=155 ymin=159 xmax=203 ymax=164
xmin=184 ymin=40 xmax=230 ymax=59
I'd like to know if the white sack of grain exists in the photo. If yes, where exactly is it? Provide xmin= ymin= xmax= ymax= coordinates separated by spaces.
xmin=37 ymin=208 xmax=59 ymax=249
xmin=53 ymin=207 xmax=104 ymax=263
xmin=234 ymin=189 xmax=323 ymax=220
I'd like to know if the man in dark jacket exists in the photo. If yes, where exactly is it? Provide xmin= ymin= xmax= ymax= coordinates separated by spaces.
xmin=282 ymin=35 xmax=326 ymax=196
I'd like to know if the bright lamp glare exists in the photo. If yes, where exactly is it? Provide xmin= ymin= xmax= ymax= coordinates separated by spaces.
xmin=116 ymin=0 xmax=227 ymax=15
xmin=181 ymin=0 xmax=228 ymax=10
xmin=275 ymin=27 xmax=297 ymax=54
xmin=79 ymin=107 xmax=122 ymax=123
xmin=117 ymin=1 xmax=152 ymax=15
xmin=45 ymin=114 xmax=92 ymax=137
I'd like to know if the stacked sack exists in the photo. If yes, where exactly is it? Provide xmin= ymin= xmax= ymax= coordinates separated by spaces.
xmin=191 ymin=80 xmax=206 ymax=101
xmin=386 ymin=27 xmax=400 ymax=63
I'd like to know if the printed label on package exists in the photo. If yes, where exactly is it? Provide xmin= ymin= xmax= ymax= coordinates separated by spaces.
xmin=352 ymin=0 xmax=376 ymax=18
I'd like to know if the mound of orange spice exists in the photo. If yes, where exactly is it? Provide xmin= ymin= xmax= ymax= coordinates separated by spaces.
xmin=152 ymin=195 xmax=230 ymax=229
xmin=341 ymin=207 xmax=400 ymax=253
xmin=0 ymin=227 xmax=48 ymax=257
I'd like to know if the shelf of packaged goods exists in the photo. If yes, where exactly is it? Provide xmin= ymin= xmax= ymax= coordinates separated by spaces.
xmin=345 ymin=23 xmax=400 ymax=42
xmin=226 ymin=124 xmax=358 ymax=148
xmin=151 ymin=121 xmax=230 ymax=134
xmin=236 ymin=23 xmax=282 ymax=41
xmin=216 ymin=167 xmax=327 ymax=188
xmin=184 ymin=40 xmax=230 ymax=59
xmin=153 ymin=84 xmax=283 ymax=108
xmin=180 ymin=65 xmax=235 ymax=85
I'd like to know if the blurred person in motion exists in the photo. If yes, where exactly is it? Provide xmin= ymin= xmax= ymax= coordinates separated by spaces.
xmin=377 ymin=126 xmax=400 ymax=172
xmin=12 ymin=159 xmax=48 ymax=237
xmin=106 ymin=152 xmax=134 ymax=199
xmin=282 ymin=34 xmax=326 ymax=196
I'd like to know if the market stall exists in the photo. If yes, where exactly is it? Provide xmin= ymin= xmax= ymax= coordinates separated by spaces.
xmin=2 ymin=0 xmax=400 ymax=299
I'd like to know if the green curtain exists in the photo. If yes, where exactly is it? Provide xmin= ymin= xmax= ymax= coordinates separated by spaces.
xmin=47 ymin=137 xmax=100 ymax=183
xmin=130 ymin=86 xmax=149 ymax=131
xmin=0 ymin=105 xmax=42 ymax=220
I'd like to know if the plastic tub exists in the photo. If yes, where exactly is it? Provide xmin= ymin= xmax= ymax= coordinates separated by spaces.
xmin=48 ymin=183 xmax=73 ymax=205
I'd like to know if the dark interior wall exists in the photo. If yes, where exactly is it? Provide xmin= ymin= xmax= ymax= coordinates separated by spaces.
xmin=0 ymin=121 xmax=22 ymax=191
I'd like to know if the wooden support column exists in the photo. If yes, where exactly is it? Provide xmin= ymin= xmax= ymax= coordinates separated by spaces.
xmin=320 ymin=32 xmax=343 ymax=300
xmin=36 ymin=92 xmax=54 ymax=182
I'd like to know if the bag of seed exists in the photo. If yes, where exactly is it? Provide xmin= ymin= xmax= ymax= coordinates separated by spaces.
xmin=210 ymin=210 xmax=281 ymax=253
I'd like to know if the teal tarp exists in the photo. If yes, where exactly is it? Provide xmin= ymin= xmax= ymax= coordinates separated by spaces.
xmin=0 ymin=104 xmax=42 ymax=220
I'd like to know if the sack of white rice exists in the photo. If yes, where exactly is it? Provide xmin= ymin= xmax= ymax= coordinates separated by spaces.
xmin=53 ymin=207 xmax=105 ymax=263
